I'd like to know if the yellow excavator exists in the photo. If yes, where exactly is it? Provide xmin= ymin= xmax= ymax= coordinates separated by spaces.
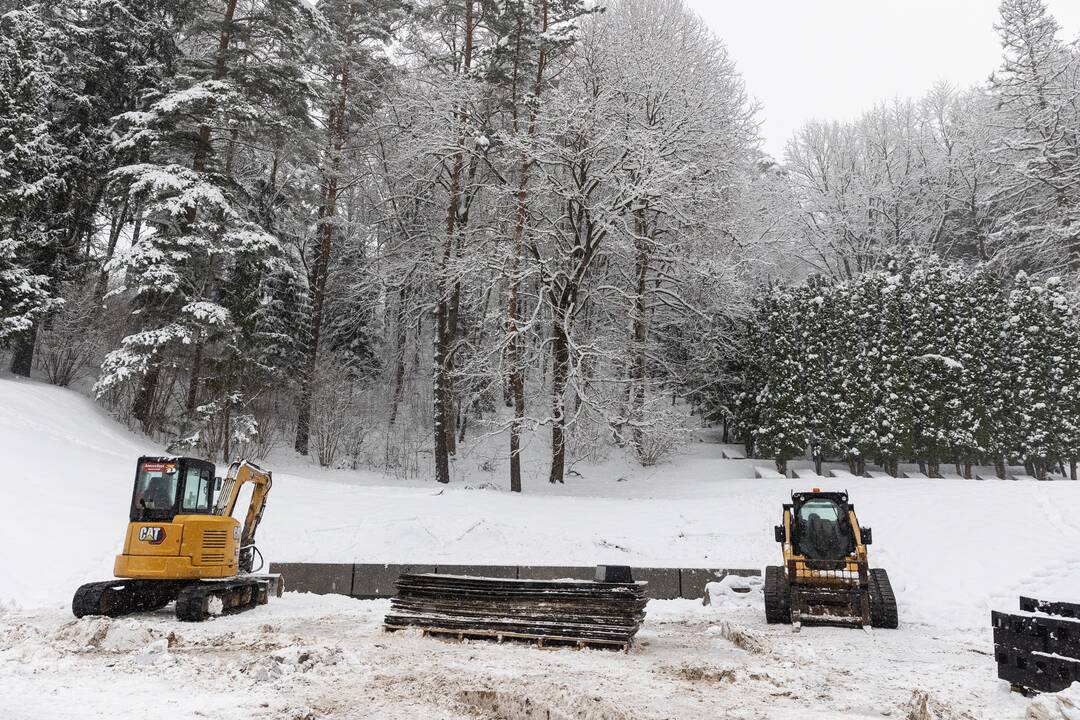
xmin=73 ymin=456 xmax=281 ymax=622
xmin=764 ymin=489 xmax=898 ymax=630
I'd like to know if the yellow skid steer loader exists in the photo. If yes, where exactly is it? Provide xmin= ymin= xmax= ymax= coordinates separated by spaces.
xmin=764 ymin=489 xmax=898 ymax=630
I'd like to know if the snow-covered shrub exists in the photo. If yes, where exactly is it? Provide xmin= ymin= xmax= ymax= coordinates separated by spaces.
xmin=565 ymin=404 xmax=612 ymax=468
xmin=308 ymin=367 xmax=376 ymax=469
xmin=36 ymin=278 xmax=106 ymax=387
xmin=633 ymin=408 xmax=690 ymax=466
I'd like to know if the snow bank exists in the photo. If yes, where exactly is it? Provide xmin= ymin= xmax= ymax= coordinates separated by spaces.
xmin=1 ymin=377 xmax=1078 ymax=630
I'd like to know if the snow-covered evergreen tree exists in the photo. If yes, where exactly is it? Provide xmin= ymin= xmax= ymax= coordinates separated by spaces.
xmin=0 ymin=6 xmax=65 ymax=371
xmin=754 ymin=288 xmax=808 ymax=475
xmin=95 ymin=0 xmax=322 ymax=438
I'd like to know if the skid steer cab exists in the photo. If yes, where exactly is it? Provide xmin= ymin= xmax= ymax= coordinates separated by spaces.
xmin=763 ymin=489 xmax=898 ymax=630
xmin=73 ymin=456 xmax=281 ymax=622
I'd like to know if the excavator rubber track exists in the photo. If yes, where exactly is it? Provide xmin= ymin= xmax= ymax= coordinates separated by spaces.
xmin=72 ymin=579 xmax=192 ymax=618
xmin=174 ymin=578 xmax=269 ymax=622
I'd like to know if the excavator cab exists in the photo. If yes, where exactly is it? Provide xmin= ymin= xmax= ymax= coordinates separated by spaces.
xmin=130 ymin=457 xmax=216 ymax=522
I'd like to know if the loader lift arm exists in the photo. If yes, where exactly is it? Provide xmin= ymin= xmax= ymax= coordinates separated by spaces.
xmin=213 ymin=460 xmax=272 ymax=573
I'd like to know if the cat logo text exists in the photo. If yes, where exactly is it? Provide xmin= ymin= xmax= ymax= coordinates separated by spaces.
xmin=138 ymin=526 xmax=166 ymax=545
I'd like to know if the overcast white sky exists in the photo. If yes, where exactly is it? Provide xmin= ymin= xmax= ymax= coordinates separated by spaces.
xmin=685 ymin=0 xmax=1080 ymax=160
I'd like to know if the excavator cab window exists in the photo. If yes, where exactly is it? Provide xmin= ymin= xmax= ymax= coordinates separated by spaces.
xmin=181 ymin=467 xmax=213 ymax=513
xmin=130 ymin=460 xmax=181 ymax=521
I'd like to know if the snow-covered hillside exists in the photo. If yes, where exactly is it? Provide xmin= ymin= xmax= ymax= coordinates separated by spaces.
xmin=3 ymin=376 xmax=1080 ymax=719
xmin=2 ymin=376 xmax=1079 ymax=629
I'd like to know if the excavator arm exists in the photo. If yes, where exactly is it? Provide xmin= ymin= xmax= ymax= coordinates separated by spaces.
xmin=213 ymin=460 xmax=272 ymax=574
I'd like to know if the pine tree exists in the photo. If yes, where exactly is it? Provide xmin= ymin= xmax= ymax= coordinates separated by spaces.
xmin=798 ymin=277 xmax=837 ymax=474
xmin=754 ymin=288 xmax=808 ymax=475
xmin=1006 ymin=271 xmax=1059 ymax=478
xmin=905 ymin=260 xmax=965 ymax=478
xmin=0 ymin=6 xmax=65 ymax=372
xmin=96 ymin=0 xmax=323 ymax=435
xmin=293 ymin=0 xmax=406 ymax=455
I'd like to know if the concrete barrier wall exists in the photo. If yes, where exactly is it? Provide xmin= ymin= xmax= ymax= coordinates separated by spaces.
xmin=268 ymin=562 xmax=761 ymax=600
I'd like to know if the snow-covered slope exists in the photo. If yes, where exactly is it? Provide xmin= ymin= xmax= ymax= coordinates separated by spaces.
xmin=2 ymin=376 xmax=1079 ymax=629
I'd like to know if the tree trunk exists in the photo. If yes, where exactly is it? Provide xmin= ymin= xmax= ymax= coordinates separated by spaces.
xmin=628 ymin=209 xmax=649 ymax=452
xmin=388 ymin=285 xmax=408 ymax=428
xmin=133 ymin=353 xmax=161 ymax=434
xmin=995 ymin=458 xmax=1006 ymax=480
xmin=445 ymin=282 xmax=460 ymax=456
xmin=296 ymin=55 xmax=350 ymax=455
xmin=505 ymin=0 xmax=548 ymax=494
xmin=222 ymin=397 xmax=231 ymax=463
xmin=433 ymin=290 xmax=452 ymax=483
xmin=190 ymin=0 xmax=237 ymax=182
xmin=775 ymin=457 xmax=787 ymax=476
xmin=549 ymin=317 xmax=570 ymax=484
xmin=185 ymin=336 xmax=203 ymax=416
xmin=94 ymin=199 xmax=130 ymax=306
xmin=8 ymin=324 xmax=37 ymax=377
xmin=432 ymin=0 xmax=474 ymax=485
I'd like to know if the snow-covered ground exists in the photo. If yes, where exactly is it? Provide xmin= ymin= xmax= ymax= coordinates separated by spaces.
xmin=0 ymin=589 xmax=1050 ymax=720
xmin=1 ymin=376 xmax=1079 ymax=718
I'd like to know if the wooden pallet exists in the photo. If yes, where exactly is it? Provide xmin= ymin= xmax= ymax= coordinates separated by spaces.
xmin=384 ymin=573 xmax=646 ymax=653
xmin=383 ymin=623 xmax=632 ymax=652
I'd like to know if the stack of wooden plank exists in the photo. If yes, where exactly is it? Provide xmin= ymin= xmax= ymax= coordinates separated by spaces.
xmin=384 ymin=573 xmax=648 ymax=650
xmin=993 ymin=596 xmax=1080 ymax=694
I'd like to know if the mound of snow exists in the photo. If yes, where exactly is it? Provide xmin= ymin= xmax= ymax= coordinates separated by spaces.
xmin=1028 ymin=683 xmax=1080 ymax=720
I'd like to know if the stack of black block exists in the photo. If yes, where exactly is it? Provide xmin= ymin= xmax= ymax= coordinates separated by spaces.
xmin=993 ymin=596 xmax=1080 ymax=694
xmin=384 ymin=570 xmax=648 ymax=650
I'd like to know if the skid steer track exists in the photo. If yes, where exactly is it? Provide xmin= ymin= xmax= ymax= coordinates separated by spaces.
xmin=869 ymin=568 xmax=899 ymax=629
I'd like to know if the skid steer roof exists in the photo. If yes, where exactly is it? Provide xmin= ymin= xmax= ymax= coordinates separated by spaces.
xmin=791 ymin=489 xmax=848 ymax=506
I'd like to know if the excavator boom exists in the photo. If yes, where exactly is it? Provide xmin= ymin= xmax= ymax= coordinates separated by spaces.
xmin=213 ymin=460 xmax=272 ymax=573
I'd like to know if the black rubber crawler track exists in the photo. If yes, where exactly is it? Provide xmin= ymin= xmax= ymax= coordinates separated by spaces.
xmin=72 ymin=580 xmax=192 ymax=618
xmin=763 ymin=565 xmax=791 ymax=624
xmin=869 ymin=568 xmax=899 ymax=629
xmin=175 ymin=579 xmax=268 ymax=622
